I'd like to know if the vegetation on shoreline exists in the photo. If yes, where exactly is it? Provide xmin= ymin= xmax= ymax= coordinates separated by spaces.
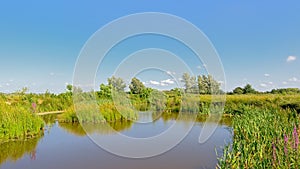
xmin=1 ymin=73 xmax=300 ymax=169
xmin=0 ymin=100 xmax=44 ymax=142
xmin=218 ymin=108 xmax=300 ymax=168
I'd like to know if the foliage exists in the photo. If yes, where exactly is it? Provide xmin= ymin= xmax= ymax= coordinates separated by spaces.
xmin=198 ymin=75 xmax=221 ymax=94
xmin=243 ymin=84 xmax=257 ymax=94
xmin=181 ymin=73 xmax=221 ymax=94
xmin=108 ymin=76 xmax=126 ymax=92
xmin=270 ymin=88 xmax=300 ymax=95
xmin=129 ymin=77 xmax=145 ymax=94
xmin=58 ymin=100 xmax=137 ymax=123
xmin=98 ymin=84 xmax=112 ymax=99
xmin=182 ymin=73 xmax=198 ymax=93
xmin=218 ymin=109 xmax=300 ymax=168
xmin=0 ymin=101 xmax=44 ymax=141
xmin=232 ymin=84 xmax=257 ymax=94
xmin=232 ymin=87 xmax=244 ymax=94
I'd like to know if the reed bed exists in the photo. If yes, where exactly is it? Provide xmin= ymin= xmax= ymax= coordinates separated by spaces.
xmin=0 ymin=102 xmax=44 ymax=142
xmin=218 ymin=108 xmax=300 ymax=168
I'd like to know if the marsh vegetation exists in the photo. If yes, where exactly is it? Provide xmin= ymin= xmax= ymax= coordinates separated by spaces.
xmin=1 ymin=74 xmax=300 ymax=168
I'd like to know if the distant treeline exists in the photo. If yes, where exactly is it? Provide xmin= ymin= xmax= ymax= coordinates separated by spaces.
xmin=229 ymin=84 xmax=300 ymax=95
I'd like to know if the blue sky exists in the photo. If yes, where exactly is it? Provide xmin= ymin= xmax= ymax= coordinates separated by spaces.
xmin=0 ymin=1 xmax=299 ymax=93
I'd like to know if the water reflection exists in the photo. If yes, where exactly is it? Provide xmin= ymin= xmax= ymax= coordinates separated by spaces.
xmin=1 ymin=112 xmax=232 ymax=169
xmin=0 ymin=137 xmax=41 ymax=165
xmin=159 ymin=112 xmax=232 ymax=126
xmin=59 ymin=121 xmax=133 ymax=136
xmin=40 ymin=114 xmax=57 ymax=125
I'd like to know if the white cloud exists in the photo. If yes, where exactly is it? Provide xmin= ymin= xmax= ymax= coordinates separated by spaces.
xmin=287 ymin=56 xmax=297 ymax=62
xmin=161 ymin=79 xmax=175 ymax=84
xmin=166 ymin=71 xmax=176 ymax=75
xmin=6 ymin=83 xmax=10 ymax=86
xmin=196 ymin=65 xmax=201 ymax=69
xmin=268 ymin=82 xmax=273 ymax=85
xmin=260 ymin=83 xmax=267 ymax=87
xmin=289 ymin=77 xmax=298 ymax=82
xmin=264 ymin=74 xmax=270 ymax=77
xmin=282 ymin=81 xmax=288 ymax=85
xmin=50 ymin=72 xmax=55 ymax=76
xmin=148 ymin=79 xmax=175 ymax=87
xmin=0 ymin=84 xmax=2 ymax=88
xmin=149 ymin=80 xmax=160 ymax=85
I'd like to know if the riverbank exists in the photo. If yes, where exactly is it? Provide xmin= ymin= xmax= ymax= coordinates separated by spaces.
xmin=218 ymin=108 xmax=300 ymax=168
xmin=1 ymin=93 xmax=300 ymax=140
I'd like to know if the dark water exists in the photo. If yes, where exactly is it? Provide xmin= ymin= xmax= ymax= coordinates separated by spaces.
xmin=0 ymin=113 xmax=232 ymax=169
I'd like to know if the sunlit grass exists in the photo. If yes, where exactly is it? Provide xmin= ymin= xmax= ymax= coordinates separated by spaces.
xmin=0 ymin=102 xmax=44 ymax=142
xmin=218 ymin=108 xmax=300 ymax=168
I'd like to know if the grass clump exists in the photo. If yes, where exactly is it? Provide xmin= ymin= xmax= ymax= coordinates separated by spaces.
xmin=0 ymin=102 xmax=44 ymax=142
xmin=218 ymin=108 xmax=300 ymax=168
xmin=58 ymin=100 xmax=137 ymax=123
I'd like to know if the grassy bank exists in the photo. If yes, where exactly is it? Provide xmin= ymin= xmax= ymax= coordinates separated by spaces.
xmin=0 ymin=92 xmax=66 ymax=142
xmin=1 ymin=91 xmax=300 ymax=143
xmin=0 ymin=102 xmax=44 ymax=142
xmin=163 ymin=94 xmax=300 ymax=116
xmin=218 ymin=108 xmax=300 ymax=168
xmin=58 ymin=99 xmax=137 ymax=123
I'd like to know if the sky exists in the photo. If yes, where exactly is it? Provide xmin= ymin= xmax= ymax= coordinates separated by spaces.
xmin=0 ymin=1 xmax=300 ymax=93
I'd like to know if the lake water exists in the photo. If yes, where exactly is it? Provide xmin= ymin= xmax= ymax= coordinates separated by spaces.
xmin=0 ymin=113 xmax=232 ymax=169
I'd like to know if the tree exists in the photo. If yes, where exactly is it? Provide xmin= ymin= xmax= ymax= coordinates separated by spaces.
xmin=233 ymin=87 xmax=244 ymax=94
xmin=243 ymin=84 xmax=256 ymax=94
xmin=207 ymin=75 xmax=221 ymax=94
xmin=129 ymin=77 xmax=145 ymax=94
xmin=98 ymin=84 xmax=112 ymax=98
xmin=140 ymin=87 xmax=153 ymax=99
xmin=197 ymin=75 xmax=220 ymax=94
xmin=108 ymin=76 xmax=126 ymax=92
xmin=66 ymin=84 xmax=73 ymax=93
xmin=270 ymin=88 xmax=300 ymax=94
xmin=182 ymin=73 xmax=197 ymax=93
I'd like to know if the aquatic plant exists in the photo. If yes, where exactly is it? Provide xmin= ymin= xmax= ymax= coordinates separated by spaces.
xmin=218 ymin=109 xmax=300 ymax=169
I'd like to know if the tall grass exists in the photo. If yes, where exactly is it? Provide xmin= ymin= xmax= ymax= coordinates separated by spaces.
xmin=218 ymin=108 xmax=300 ymax=168
xmin=165 ymin=94 xmax=300 ymax=115
xmin=58 ymin=99 xmax=137 ymax=123
xmin=0 ymin=102 xmax=44 ymax=142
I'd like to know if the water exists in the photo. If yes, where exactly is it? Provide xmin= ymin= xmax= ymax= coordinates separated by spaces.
xmin=0 ymin=113 xmax=232 ymax=169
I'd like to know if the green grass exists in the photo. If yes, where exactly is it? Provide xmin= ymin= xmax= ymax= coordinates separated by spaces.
xmin=0 ymin=102 xmax=44 ymax=142
xmin=218 ymin=108 xmax=300 ymax=169
xmin=58 ymin=99 xmax=137 ymax=123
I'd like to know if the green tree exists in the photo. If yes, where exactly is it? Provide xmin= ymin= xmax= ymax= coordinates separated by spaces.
xmin=66 ymin=84 xmax=73 ymax=93
xmin=108 ymin=76 xmax=126 ymax=92
xmin=129 ymin=77 xmax=145 ymax=94
xmin=182 ymin=73 xmax=197 ymax=93
xmin=270 ymin=88 xmax=300 ymax=94
xmin=140 ymin=87 xmax=153 ymax=99
xmin=197 ymin=75 xmax=220 ymax=94
xmin=233 ymin=87 xmax=244 ymax=94
xmin=243 ymin=84 xmax=256 ymax=94
xmin=98 ymin=84 xmax=112 ymax=98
